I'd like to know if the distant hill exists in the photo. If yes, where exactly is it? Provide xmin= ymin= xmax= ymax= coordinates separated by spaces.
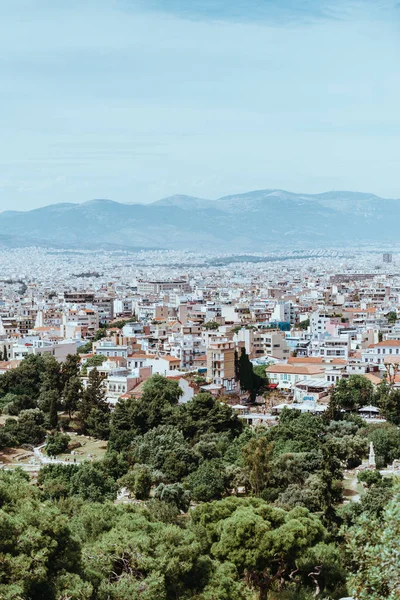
xmin=0 ymin=189 xmax=399 ymax=251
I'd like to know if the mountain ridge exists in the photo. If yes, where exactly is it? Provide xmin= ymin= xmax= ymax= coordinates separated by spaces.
xmin=0 ymin=189 xmax=399 ymax=251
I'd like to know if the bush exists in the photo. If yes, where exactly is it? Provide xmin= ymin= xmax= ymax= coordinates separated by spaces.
xmin=358 ymin=469 xmax=382 ymax=487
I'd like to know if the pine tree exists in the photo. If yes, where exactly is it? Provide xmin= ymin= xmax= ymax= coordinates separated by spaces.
xmin=238 ymin=348 xmax=253 ymax=393
xmin=60 ymin=354 xmax=80 ymax=388
xmin=63 ymin=376 xmax=82 ymax=418
xmin=79 ymin=368 xmax=110 ymax=436
xmin=49 ymin=392 xmax=58 ymax=429
xmin=237 ymin=348 xmax=264 ymax=402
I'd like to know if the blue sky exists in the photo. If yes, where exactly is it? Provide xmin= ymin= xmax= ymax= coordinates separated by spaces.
xmin=0 ymin=0 xmax=399 ymax=210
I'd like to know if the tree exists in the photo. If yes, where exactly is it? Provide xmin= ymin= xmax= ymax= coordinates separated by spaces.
xmin=0 ymin=354 xmax=48 ymax=400
xmin=0 ymin=392 xmax=35 ymax=415
xmin=324 ymin=433 xmax=368 ymax=468
xmin=60 ymin=353 xmax=81 ymax=386
xmin=179 ymin=392 xmax=243 ymax=441
xmin=238 ymin=348 xmax=254 ymax=393
xmin=119 ymin=464 xmax=152 ymax=500
xmin=365 ymin=423 xmax=400 ymax=467
xmin=49 ymin=390 xmax=59 ymax=428
xmin=252 ymin=364 xmax=268 ymax=381
xmin=357 ymin=469 xmax=382 ymax=487
xmin=297 ymin=318 xmax=310 ymax=330
xmin=330 ymin=374 xmax=374 ymax=411
xmin=296 ymin=542 xmax=347 ymax=598
xmin=191 ymin=498 xmax=328 ymax=600
xmin=375 ymin=379 xmax=400 ymax=425
xmin=237 ymin=348 xmax=265 ymax=402
xmin=385 ymin=310 xmax=398 ymax=325
xmin=133 ymin=424 xmax=198 ymax=482
xmin=6 ymin=408 xmax=46 ymax=446
xmin=0 ymin=470 xmax=82 ymax=600
xmin=345 ymin=487 xmax=400 ymax=599
xmin=38 ymin=463 xmax=80 ymax=500
xmin=154 ymin=482 xmax=191 ymax=512
xmin=268 ymin=409 xmax=325 ymax=454
xmin=40 ymin=354 xmax=62 ymax=395
xmin=242 ymin=436 xmax=273 ymax=496
xmin=70 ymin=462 xmax=117 ymax=502
xmin=109 ymin=375 xmax=182 ymax=451
xmin=78 ymin=341 xmax=92 ymax=354
xmin=80 ymin=354 xmax=106 ymax=375
xmin=46 ymin=432 xmax=70 ymax=456
xmin=62 ymin=376 xmax=82 ymax=418
xmin=203 ymin=321 xmax=220 ymax=330
xmin=79 ymin=368 xmax=110 ymax=438
xmin=184 ymin=459 xmax=228 ymax=502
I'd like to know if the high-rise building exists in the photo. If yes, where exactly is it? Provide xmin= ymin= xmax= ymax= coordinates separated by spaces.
xmin=383 ymin=253 xmax=393 ymax=263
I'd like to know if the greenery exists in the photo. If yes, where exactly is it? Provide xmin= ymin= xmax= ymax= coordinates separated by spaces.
xmin=298 ymin=318 xmax=310 ymax=329
xmin=235 ymin=348 xmax=267 ymax=402
xmin=203 ymin=320 xmax=220 ymax=330
xmin=2 ymin=360 xmax=400 ymax=599
xmin=328 ymin=374 xmax=374 ymax=413
xmin=45 ymin=432 xmax=71 ymax=456
xmin=385 ymin=310 xmax=398 ymax=325
xmin=344 ymin=485 xmax=400 ymax=599
xmin=80 ymin=354 xmax=106 ymax=375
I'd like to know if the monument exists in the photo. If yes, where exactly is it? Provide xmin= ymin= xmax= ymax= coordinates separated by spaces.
xmin=369 ymin=441 xmax=376 ymax=468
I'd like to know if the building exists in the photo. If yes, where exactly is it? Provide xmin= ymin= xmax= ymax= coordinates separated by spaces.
xmin=206 ymin=338 xmax=237 ymax=392
xmin=95 ymin=340 xmax=130 ymax=359
xmin=137 ymin=280 xmax=191 ymax=295
xmin=362 ymin=340 xmax=400 ymax=365
xmin=146 ymin=355 xmax=181 ymax=375
xmin=265 ymin=364 xmax=325 ymax=390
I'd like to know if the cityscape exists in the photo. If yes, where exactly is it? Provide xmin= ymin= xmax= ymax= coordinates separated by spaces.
xmin=1 ymin=0 xmax=399 ymax=598
xmin=1 ymin=244 xmax=400 ymax=598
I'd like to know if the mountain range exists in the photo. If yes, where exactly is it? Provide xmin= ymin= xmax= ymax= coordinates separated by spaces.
xmin=0 ymin=189 xmax=399 ymax=251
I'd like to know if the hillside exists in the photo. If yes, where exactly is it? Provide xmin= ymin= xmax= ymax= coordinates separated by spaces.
xmin=0 ymin=189 xmax=398 ymax=251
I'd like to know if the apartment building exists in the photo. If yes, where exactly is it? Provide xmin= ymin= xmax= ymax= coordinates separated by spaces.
xmin=206 ymin=338 xmax=237 ymax=392
xmin=265 ymin=364 xmax=325 ymax=390
xmin=137 ymin=280 xmax=191 ymax=295
xmin=362 ymin=340 xmax=400 ymax=365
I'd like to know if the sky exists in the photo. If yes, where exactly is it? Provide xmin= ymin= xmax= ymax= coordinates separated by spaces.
xmin=0 ymin=0 xmax=399 ymax=211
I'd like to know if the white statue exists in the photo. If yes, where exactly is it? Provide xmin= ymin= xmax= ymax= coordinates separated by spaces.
xmin=369 ymin=441 xmax=376 ymax=468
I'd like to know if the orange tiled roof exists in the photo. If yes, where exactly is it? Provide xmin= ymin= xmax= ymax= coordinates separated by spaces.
xmin=364 ymin=373 xmax=382 ymax=385
xmin=288 ymin=357 xmax=346 ymax=365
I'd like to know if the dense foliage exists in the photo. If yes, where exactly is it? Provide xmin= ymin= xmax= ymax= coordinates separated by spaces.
xmin=1 ymin=362 xmax=400 ymax=599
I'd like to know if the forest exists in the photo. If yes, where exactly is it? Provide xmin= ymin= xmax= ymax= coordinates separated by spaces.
xmin=0 ymin=354 xmax=400 ymax=599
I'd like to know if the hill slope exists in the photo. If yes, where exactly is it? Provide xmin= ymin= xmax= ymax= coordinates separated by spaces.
xmin=0 ymin=190 xmax=398 ymax=251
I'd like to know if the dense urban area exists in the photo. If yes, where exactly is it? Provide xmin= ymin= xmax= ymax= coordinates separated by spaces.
xmin=1 ymin=246 xmax=400 ymax=600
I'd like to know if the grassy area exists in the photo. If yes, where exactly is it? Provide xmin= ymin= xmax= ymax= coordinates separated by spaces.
xmin=55 ymin=434 xmax=107 ymax=463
